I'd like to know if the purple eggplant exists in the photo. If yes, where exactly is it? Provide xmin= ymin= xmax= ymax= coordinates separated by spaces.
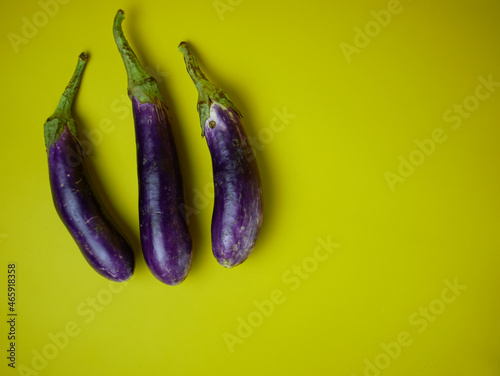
xmin=44 ymin=53 xmax=134 ymax=282
xmin=178 ymin=42 xmax=263 ymax=268
xmin=113 ymin=10 xmax=192 ymax=285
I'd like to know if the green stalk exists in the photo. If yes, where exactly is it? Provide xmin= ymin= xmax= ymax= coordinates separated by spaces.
xmin=113 ymin=9 xmax=164 ymax=104
xmin=44 ymin=52 xmax=88 ymax=149
xmin=178 ymin=42 xmax=241 ymax=136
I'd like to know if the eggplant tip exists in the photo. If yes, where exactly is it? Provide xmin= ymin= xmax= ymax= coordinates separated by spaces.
xmin=114 ymin=9 xmax=125 ymax=23
xmin=111 ymin=273 xmax=133 ymax=283
xmin=218 ymin=258 xmax=243 ymax=269
xmin=156 ymin=275 xmax=188 ymax=286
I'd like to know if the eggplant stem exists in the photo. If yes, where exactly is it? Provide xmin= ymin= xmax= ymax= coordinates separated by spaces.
xmin=55 ymin=53 xmax=88 ymax=118
xmin=178 ymin=42 xmax=242 ymax=136
xmin=113 ymin=9 xmax=163 ymax=104
xmin=177 ymin=42 xmax=212 ymax=93
xmin=44 ymin=53 xmax=88 ymax=149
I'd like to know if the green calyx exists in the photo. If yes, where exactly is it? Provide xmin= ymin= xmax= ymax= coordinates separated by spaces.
xmin=44 ymin=52 xmax=88 ymax=149
xmin=113 ymin=9 xmax=164 ymax=105
xmin=178 ymin=42 xmax=242 ymax=137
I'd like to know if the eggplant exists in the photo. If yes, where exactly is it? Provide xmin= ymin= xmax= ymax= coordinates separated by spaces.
xmin=44 ymin=53 xmax=134 ymax=282
xmin=178 ymin=42 xmax=263 ymax=268
xmin=113 ymin=10 xmax=192 ymax=285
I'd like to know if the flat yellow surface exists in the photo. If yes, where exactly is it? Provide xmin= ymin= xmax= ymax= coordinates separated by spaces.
xmin=1 ymin=0 xmax=500 ymax=375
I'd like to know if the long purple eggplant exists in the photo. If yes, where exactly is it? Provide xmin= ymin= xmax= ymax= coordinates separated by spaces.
xmin=44 ymin=53 xmax=134 ymax=282
xmin=113 ymin=10 xmax=192 ymax=285
xmin=178 ymin=42 xmax=263 ymax=268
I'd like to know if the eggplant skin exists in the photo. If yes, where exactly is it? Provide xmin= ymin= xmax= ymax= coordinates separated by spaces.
xmin=204 ymin=102 xmax=263 ymax=267
xmin=48 ymin=126 xmax=135 ymax=282
xmin=133 ymin=97 xmax=192 ymax=285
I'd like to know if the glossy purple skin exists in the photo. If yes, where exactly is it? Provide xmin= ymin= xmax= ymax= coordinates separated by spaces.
xmin=204 ymin=102 xmax=263 ymax=267
xmin=132 ymin=96 xmax=192 ymax=285
xmin=48 ymin=126 xmax=134 ymax=281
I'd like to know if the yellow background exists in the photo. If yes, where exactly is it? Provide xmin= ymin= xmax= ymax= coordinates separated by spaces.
xmin=1 ymin=0 xmax=500 ymax=375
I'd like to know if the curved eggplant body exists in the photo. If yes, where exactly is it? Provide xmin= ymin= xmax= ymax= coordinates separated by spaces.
xmin=45 ymin=53 xmax=134 ymax=282
xmin=205 ymin=102 xmax=263 ymax=267
xmin=48 ymin=126 xmax=134 ymax=281
xmin=133 ymin=97 xmax=192 ymax=284
xmin=178 ymin=42 xmax=263 ymax=268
